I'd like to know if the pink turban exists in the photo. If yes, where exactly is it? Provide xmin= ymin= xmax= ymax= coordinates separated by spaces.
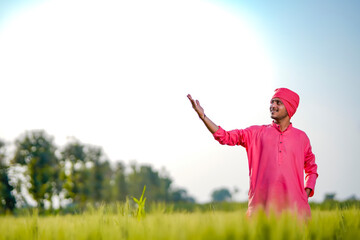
xmin=272 ymin=88 xmax=300 ymax=119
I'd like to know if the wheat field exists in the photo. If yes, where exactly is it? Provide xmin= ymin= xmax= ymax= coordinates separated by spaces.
xmin=1 ymin=205 xmax=359 ymax=240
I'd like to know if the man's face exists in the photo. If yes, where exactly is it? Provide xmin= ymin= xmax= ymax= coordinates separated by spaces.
xmin=270 ymin=97 xmax=288 ymax=121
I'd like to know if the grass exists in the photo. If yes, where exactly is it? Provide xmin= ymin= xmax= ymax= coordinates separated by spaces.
xmin=0 ymin=206 xmax=359 ymax=240
xmin=132 ymin=185 xmax=147 ymax=221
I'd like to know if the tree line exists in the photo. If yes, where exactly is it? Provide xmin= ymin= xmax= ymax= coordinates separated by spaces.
xmin=0 ymin=130 xmax=194 ymax=213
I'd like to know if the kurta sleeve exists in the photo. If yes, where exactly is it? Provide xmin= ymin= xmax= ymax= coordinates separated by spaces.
xmin=213 ymin=126 xmax=252 ymax=148
xmin=304 ymin=139 xmax=318 ymax=197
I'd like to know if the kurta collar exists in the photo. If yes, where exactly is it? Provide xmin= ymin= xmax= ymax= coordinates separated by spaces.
xmin=271 ymin=121 xmax=293 ymax=133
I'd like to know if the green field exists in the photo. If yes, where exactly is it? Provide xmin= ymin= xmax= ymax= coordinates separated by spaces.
xmin=1 ymin=205 xmax=359 ymax=240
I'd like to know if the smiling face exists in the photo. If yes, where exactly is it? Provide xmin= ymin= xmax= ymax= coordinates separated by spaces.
xmin=270 ymin=97 xmax=288 ymax=121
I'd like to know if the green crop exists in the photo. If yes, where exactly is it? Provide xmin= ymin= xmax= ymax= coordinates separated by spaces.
xmin=132 ymin=185 xmax=146 ymax=221
xmin=0 ymin=206 xmax=359 ymax=240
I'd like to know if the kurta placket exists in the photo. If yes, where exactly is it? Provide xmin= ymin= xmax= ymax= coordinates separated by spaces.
xmin=275 ymin=123 xmax=286 ymax=165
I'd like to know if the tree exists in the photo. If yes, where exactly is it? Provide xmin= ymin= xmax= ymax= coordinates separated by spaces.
xmin=0 ymin=140 xmax=16 ymax=213
xmin=127 ymin=163 xmax=195 ymax=203
xmin=12 ymin=130 xmax=60 ymax=209
xmin=211 ymin=188 xmax=232 ymax=202
xmin=86 ymin=145 xmax=112 ymax=203
xmin=113 ymin=161 xmax=128 ymax=201
xmin=61 ymin=140 xmax=88 ymax=206
xmin=170 ymin=188 xmax=195 ymax=203
xmin=61 ymin=141 xmax=112 ymax=206
xmin=127 ymin=163 xmax=173 ymax=202
xmin=324 ymin=193 xmax=336 ymax=201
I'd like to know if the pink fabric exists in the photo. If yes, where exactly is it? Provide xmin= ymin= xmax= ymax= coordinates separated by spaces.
xmin=213 ymin=122 xmax=318 ymax=216
xmin=272 ymin=88 xmax=300 ymax=119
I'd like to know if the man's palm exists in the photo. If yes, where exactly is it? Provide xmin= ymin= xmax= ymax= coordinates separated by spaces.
xmin=187 ymin=94 xmax=205 ymax=119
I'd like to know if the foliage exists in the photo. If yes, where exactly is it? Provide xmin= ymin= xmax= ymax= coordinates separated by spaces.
xmin=127 ymin=162 xmax=193 ymax=204
xmin=113 ymin=162 xmax=128 ymax=202
xmin=324 ymin=193 xmax=336 ymax=201
xmin=12 ymin=131 xmax=60 ymax=210
xmin=132 ymin=185 xmax=146 ymax=221
xmin=310 ymin=199 xmax=360 ymax=210
xmin=61 ymin=141 xmax=112 ymax=206
xmin=170 ymin=188 xmax=195 ymax=203
xmin=0 ymin=140 xmax=16 ymax=213
xmin=61 ymin=140 xmax=87 ymax=204
xmin=127 ymin=163 xmax=170 ymax=202
xmin=211 ymin=187 xmax=232 ymax=202
xmin=3 ymin=130 xmax=195 ymax=212
xmin=0 ymin=207 xmax=359 ymax=240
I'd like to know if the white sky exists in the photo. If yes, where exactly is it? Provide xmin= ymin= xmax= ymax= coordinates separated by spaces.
xmin=1 ymin=0 xmax=359 ymax=203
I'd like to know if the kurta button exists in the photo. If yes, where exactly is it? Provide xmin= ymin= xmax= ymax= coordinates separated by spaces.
xmin=279 ymin=150 xmax=282 ymax=152
xmin=280 ymin=142 xmax=282 ymax=143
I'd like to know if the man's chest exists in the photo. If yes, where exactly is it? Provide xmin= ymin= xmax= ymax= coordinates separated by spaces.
xmin=256 ymin=129 xmax=305 ymax=166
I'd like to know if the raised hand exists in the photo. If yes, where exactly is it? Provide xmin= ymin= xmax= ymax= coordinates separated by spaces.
xmin=187 ymin=94 xmax=205 ymax=120
xmin=187 ymin=94 xmax=218 ymax=134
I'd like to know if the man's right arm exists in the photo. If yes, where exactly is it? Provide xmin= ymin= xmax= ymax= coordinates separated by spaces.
xmin=200 ymin=114 xmax=219 ymax=134
xmin=187 ymin=94 xmax=219 ymax=134
xmin=187 ymin=94 xmax=247 ymax=147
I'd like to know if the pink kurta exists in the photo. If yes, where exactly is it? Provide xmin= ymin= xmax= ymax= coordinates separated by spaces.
xmin=213 ymin=122 xmax=318 ymax=216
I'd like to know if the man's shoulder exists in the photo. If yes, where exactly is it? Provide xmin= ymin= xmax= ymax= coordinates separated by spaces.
xmin=244 ymin=124 xmax=270 ymax=132
xmin=291 ymin=126 xmax=310 ymax=139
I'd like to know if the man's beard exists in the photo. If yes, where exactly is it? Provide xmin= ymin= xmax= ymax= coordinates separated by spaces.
xmin=270 ymin=108 xmax=288 ymax=121
xmin=271 ymin=112 xmax=288 ymax=121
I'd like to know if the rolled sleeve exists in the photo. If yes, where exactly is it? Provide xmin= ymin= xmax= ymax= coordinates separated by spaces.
xmin=213 ymin=126 xmax=246 ymax=146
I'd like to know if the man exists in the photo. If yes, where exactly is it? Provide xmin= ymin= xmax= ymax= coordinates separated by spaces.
xmin=187 ymin=88 xmax=318 ymax=217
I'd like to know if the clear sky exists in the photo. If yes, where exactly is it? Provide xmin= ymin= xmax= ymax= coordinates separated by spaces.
xmin=0 ymin=0 xmax=359 ymax=203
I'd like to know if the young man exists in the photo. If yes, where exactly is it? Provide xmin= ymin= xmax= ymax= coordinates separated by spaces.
xmin=187 ymin=88 xmax=318 ymax=217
